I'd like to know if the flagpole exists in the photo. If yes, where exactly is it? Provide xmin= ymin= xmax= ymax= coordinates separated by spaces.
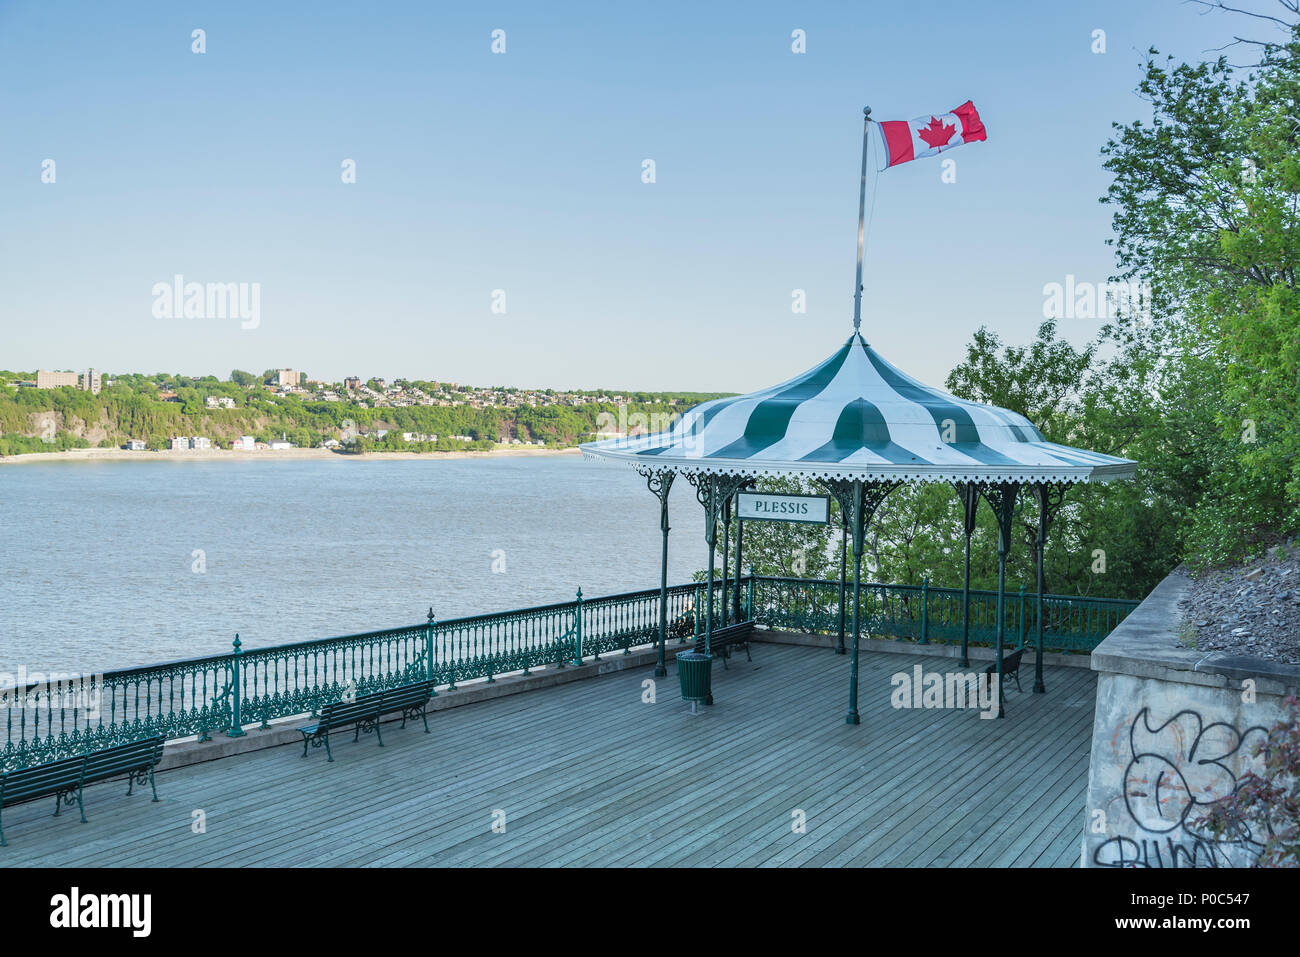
xmin=853 ymin=106 xmax=872 ymax=336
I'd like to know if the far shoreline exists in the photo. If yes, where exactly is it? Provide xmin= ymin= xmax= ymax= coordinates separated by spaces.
xmin=0 ymin=445 xmax=584 ymax=466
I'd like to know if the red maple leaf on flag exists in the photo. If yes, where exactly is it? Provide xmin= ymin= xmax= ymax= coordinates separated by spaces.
xmin=917 ymin=115 xmax=955 ymax=149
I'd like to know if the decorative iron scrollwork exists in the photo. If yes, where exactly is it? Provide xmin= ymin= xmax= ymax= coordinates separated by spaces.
xmin=820 ymin=479 xmax=901 ymax=555
xmin=978 ymin=482 xmax=1022 ymax=553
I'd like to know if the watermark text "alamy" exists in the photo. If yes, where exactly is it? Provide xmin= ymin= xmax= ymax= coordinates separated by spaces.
xmin=890 ymin=664 xmax=999 ymax=719
xmin=152 ymin=275 xmax=260 ymax=329
xmin=0 ymin=668 xmax=102 ymax=718
xmin=1042 ymin=275 xmax=1151 ymax=322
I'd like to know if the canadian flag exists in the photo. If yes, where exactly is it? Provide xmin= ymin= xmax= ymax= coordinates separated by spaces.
xmin=877 ymin=101 xmax=987 ymax=168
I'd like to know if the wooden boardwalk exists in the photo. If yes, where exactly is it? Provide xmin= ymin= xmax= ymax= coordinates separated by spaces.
xmin=0 ymin=643 xmax=1095 ymax=866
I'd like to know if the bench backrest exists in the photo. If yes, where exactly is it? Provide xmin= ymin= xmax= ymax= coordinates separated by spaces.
xmin=985 ymin=649 xmax=1024 ymax=673
xmin=318 ymin=694 xmax=384 ymax=728
xmin=2 ymin=735 xmax=165 ymax=804
xmin=81 ymin=736 xmax=165 ymax=786
xmin=0 ymin=754 xmax=86 ymax=806
xmin=314 ymin=681 xmax=431 ymax=729
xmin=711 ymin=621 xmax=754 ymax=645
xmin=380 ymin=681 xmax=433 ymax=710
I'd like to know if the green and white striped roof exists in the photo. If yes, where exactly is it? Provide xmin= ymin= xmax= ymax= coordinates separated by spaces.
xmin=581 ymin=335 xmax=1136 ymax=485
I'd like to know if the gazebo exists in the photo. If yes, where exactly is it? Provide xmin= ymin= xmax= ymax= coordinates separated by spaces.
xmin=581 ymin=106 xmax=1137 ymax=723
xmin=580 ymin=333 xmax=1137 ymax=722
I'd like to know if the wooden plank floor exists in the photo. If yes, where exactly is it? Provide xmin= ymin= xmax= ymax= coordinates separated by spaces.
xmin=0 ymin=644 xmax=1094 ymax=867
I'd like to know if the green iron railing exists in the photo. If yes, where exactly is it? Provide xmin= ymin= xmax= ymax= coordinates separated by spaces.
xmin=0 ymin=575 xmax=1135 ymax=771
xmin=746 ymin=576 xmax=1139 ymax=654
xmin=0 ymin=650 xmax=235 ymax=773
xmin=0 ymin=582 xmax=699 ymax=771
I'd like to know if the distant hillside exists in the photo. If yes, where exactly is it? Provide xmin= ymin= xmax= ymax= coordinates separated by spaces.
xmin=0 ymin=371 xmax=730 ymax=456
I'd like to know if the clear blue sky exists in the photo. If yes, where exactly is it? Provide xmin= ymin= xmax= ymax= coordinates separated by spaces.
xmin=0 ymin=0 xmax=1268 ymax=392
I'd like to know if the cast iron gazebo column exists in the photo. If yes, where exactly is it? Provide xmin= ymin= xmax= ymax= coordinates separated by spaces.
xmin=733 ymin=493 xmax=745 ymax=622
xmin=980 ymin=482 xmax=1020 ymax=719
xmin=837 ymin=512 xmax=848 ymax=654
xmin=952 ymin=481 xmax=981 ymax=669
xmin=721 ymin=495 xmax=731 ymax=628
xmin=638 ymin=466 xmax=674 ymax=679
xmin=824 ymin=478 xmax=898 ymax=725
xmin=1031 ymin=482 xmax=1068 ymax=694
xmin=690 ymin=472 xmax=749 ymax=705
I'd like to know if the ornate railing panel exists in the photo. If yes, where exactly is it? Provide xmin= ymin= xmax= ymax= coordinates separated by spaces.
xmin=0 ymin=653 xmax=232 ymax=772
xmin=436 ymin=600 xmax=578 ymax=686
xmin=747 ymin=576 xmax=1139 ymax=653
xmin=238 ymin=624 xmax=429 ymax=729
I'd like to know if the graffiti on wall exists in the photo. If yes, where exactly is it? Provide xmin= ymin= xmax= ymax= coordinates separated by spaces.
xmin=1092 ymin=707 xmax=1269 ymax=867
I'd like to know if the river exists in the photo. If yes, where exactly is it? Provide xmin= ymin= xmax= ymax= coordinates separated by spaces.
xmin=0 ymin=456 xmax=708 ymax=673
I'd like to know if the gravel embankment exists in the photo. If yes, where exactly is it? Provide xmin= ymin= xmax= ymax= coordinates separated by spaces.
xmin=1180 ymin=538 xmax=1300 ymax=665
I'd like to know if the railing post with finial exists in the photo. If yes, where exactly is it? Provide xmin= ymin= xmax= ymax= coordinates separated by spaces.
xmin=920 ymin=577 xmax=929 ymax=644
xmin=426 ymin=606 xmax=438 ymax=694
xmin=226 ymin=634 xmax=246 ymax=738
xmin=571 ymin=588 xmax=584 ymax=667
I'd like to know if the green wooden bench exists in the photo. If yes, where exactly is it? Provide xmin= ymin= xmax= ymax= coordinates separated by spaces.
xmin=299 ymin=680 xmax=434 ymax=762
xmin=0 ymin=735 xmax=165 ymax=847
xmin=705 ymin=620 xmax=755 ymax=669
xmin=985 ymin=647 xmax=1025 ymax=693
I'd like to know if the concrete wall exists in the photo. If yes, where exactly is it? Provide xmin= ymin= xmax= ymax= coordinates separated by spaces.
xmin=1084 ymin=570 xmax=1300 ymax=868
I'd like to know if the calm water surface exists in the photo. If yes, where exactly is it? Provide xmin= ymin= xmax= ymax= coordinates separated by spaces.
xmin=0 ymin=456 xmax=707 ymax=672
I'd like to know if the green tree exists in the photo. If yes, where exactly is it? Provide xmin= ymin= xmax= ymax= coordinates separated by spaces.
xmin=1101 ymin=16 xmax=1300 ymax=567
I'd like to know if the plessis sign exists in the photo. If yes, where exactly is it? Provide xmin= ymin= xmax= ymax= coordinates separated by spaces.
xmin=736 ymin=492 xmax=830 ymax=525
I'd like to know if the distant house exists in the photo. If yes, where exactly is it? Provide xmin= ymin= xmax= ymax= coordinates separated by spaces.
xmin=344 ymin=377 xmax=361 ymax=391
xmin=190 ymin=437 xmax=211 ymax=450
xmin=269 ymin=440 xmax=292 ymax=450
xmin=124 ymin=440 xmax=146 ymax=451
xmin=170 ymin=437 xmax=189 ymax=451
xmin=206 ymin=396 xmax=235 ymax=409
xmin=233 ymin=435 xmax=255 ymax=451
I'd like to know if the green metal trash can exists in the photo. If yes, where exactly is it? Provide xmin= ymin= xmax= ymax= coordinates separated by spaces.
xmin=677 ymin=651 xmax=713 ymax=714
